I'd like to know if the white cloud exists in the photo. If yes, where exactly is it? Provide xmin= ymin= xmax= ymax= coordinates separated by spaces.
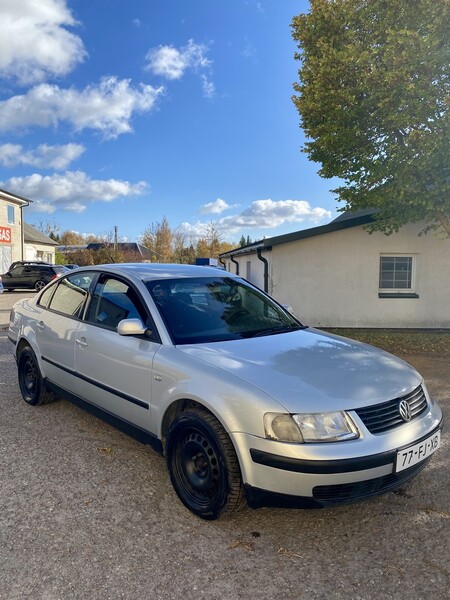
xmin=200 ymin=198 xmax=231 ymax=215
xmin=0 ymin=171 xmax=149 ymax=213
xmin=201 ymin=75 xmax=215 ymax=99
xmin=0 ymin=142 xmax=85 ymax=170
xmin=225 ymin=199 xmax=332 ymax=231
xmin=145 ymin=39 xmax=215 ymax=97
xmin=0 ymin=77 xmax=164 ymax=138
xmin=145 ymin=39 xmax=212 ymax=80
xmin=182 ymin=199 xmax=332 ymax=237
xmin=0 ymin=0 xmax=86 ymax=85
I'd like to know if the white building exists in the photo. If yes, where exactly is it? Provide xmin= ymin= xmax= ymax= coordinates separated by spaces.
xmin=220 ymin=211 xmax=450 ymax=329
xmin=24 ymin=223 xmax=58 ymax=263
xmin=0 ymin=188 xmax=31 ymax=273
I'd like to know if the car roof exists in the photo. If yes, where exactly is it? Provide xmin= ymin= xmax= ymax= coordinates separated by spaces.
xmin=74 ymin=263 xmax=236 ymax=282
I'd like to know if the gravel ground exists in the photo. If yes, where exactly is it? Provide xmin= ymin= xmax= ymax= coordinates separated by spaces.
xmin=0 ymin=295 xmax=449 ymax=600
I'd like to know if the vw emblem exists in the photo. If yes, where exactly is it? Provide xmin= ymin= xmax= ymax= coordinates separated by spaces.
xmin=398 ymin=399 xmax=412 ymax=422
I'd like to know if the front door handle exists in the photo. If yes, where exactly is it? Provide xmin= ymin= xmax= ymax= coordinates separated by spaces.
xmin=36 ymin=321 xmax=45 ymax=332
xmin=76 ymin=337 xmax=88 ymax=348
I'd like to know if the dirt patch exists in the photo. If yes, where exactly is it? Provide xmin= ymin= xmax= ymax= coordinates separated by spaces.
xmin=324 ymin=328 xmax=450 ymax=357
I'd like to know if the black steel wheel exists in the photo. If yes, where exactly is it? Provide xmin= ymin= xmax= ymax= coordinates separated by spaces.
xmin=167 ymin=409 xmax=244 ymax=519
xmin=17 ymin=346 xmax=54 ymax=405
xmin=34 ymin=280 xmax=46 ymax=291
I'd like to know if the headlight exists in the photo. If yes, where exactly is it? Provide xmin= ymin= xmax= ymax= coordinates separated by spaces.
xmin=264 ymin=412 xmax=359 ymax=443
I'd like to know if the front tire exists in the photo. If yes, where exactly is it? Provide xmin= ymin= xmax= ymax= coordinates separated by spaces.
xmin=17 ymin=346 xmax=55 ymax=405
xmin=166 ymin=409 xmax=244 ymax=520
xmin=34 ymin=280 xmax=46 ymax=291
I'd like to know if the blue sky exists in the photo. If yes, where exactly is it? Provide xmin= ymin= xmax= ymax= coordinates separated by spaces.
xmin=0 ymin=0 xmax=339 ymax=244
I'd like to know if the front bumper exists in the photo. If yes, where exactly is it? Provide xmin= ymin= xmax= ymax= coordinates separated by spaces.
xmin=231 ymin=410 xmax=442 ymax=509
xmin=245 ymin=454 xmax=432 ymax=509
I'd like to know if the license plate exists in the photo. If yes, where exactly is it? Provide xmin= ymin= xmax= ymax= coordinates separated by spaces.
xmin=396 ymin=430 xmax=441 ymax=473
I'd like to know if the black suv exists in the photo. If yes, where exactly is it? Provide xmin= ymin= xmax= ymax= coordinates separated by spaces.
xmin=1 ymin=262 xmax=67 ymax=291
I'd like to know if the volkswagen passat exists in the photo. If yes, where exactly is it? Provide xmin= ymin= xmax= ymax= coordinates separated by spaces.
xmin=8 ymin=264 xmax=442 ymax=519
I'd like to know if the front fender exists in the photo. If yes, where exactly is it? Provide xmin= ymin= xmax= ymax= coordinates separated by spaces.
xmin=152 ymin=346 xmax=284 ymax=441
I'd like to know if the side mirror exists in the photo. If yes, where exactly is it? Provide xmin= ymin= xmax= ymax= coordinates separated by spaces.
xmin=117 ymin=318 xmax=152 ymax=337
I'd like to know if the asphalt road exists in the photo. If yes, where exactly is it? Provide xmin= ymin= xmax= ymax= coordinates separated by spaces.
xmin=0 ymin=319 xmax=449 ymax=599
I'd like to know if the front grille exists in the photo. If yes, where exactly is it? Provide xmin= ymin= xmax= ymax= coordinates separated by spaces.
xmin=354 ymin=385 xmax=428 ymax=434
xmin=313 ymin=459 xmax=429 ymax=504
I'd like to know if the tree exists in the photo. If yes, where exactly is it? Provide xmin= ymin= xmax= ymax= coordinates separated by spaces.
xmin=60 ymin=230 xmax=86 ymax=245
xmin=200 ymin=221 xmax=223 ymax=258
xmin=292 ymin=0 xmax=450 ymax=236
xmin=32 ymin=219 xmax=61 ymax=241
xmin=141 ymin=216 xmax=173 ymax=262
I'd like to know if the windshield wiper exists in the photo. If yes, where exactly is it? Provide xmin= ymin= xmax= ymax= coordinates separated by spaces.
xmin=250 ymin=325 xmax=303 ymax=338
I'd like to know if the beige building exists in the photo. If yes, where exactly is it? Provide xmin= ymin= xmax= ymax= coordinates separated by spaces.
xmin=0 ymin=188 xmax=31 ymax=273
xmin=220 ymin=211 xmax=450 ymax=329
xmin=24 ymin=223 xmax=58 ymax=263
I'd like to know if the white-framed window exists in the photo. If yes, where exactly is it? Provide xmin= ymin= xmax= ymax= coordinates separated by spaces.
xmin=7 ymin=205 xmax=15 ymax=224
xmin=379 ymin=255 xmax=415 ymax=292
xmin=246 ymin=261 xmax=251 ymax=280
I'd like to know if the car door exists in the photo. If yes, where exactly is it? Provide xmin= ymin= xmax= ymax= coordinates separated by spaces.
xmin=4 ymin=265 xmax=26 ymax=289
xmin=34 ymin=272 xmax=96 ymax=392
xmin=74 ymin=274 xmax=160 ymax=432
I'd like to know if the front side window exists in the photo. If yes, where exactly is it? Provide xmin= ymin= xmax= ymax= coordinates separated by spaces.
xmin=86 ymin=276 xmax=147 ymax=330
xmin=7 ymin=205 xmax=14 ymax=225
xmin=379 ymin=256 xmax=414 ymax=291
xmin=47 ymin=272 xmax=95 ymax=318
xmin=147 ymin=277 xmax=303 ymax=344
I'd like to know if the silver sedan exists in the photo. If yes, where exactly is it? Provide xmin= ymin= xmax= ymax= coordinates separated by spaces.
xmin=8 ymin=263 xmax=442 ymax=519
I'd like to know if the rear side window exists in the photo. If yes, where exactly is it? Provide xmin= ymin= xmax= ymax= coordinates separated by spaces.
xmin=47 ymin=272 xmax=96 ymax=318
xmin=38 ymin=284 xmax=56 ymax=308
xmin=85 ymin=276 xmax=148 ymax=330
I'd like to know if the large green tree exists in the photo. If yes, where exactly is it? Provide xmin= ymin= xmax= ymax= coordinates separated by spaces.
xmin=292 ymin=0 xmax=450 ymax=236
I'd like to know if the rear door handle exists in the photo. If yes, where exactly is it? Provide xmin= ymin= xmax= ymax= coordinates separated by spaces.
xmin=76 ymin=337 xmax=88 ymax=348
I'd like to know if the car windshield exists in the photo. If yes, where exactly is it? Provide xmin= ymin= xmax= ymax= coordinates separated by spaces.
xmin=146 ymin=276 xmax=304 ymax=344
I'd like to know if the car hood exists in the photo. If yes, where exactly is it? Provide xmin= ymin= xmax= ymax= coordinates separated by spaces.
xmin=178 ymin=328 xmax=422 ymax=413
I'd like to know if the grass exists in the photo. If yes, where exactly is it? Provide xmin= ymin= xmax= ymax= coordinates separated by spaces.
xmin=323 ymin=328 xmax=450 ymax=356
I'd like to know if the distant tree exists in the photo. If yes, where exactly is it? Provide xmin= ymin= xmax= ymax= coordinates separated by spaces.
xmin=61 ymin=249 xmax=94 ymax=266
xmin=59 ymin=230 xmax=86 ymax=245
xmin=218 ymin=241 xmax=235 ymax=255
xmin=33 ymin=219 xmax=61 ymax=241
xmin=203 ymin=221 xmax=222 ymax=257
xmin=172 ymin=229 xmax=195 ymax=263
xmin=185 ymin=244 xmax=197 ymax=264
xmin=196 ymin=238 xmax=210 ymax=259
xmin=246 ymin=235 xmax=252 ymax=245
xmin=141 ymin=216 xmax=173 ymax=262
xmin=292 ymin=0 xmax=450 ymax=236
xmin=239 ymin=235 xmax=246 ymax=247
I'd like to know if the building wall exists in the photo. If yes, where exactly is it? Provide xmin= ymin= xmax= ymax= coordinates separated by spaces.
xmin=0 ymin=197 xmax=23 ymax=272
xmin=225 ymin=252 xmax=270 ymax=292
xmin=269 ymin=223 xmax=450 ymax=328
xmin=24 ymin=242 xmax=55 ymax=263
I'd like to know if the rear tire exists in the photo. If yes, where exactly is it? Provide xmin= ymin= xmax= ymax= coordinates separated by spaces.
xmin=166 ymin=409 xmax=244 ymax=519
xmin=34 ymin=280 xmax=46 ymax=291
xmin=17 ymin=346 xmax=56 ymax=405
